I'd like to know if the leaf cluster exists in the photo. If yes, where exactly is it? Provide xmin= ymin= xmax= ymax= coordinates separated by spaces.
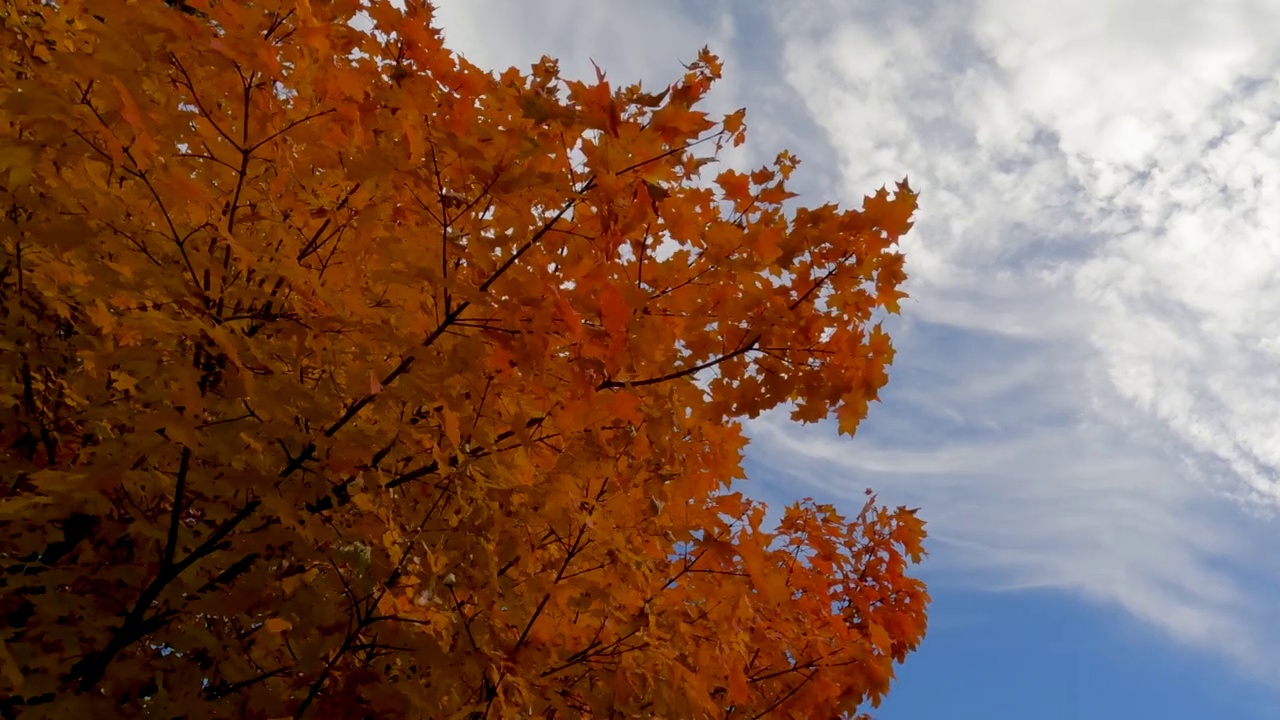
xmin=0 ymin=1 xmax=925 ymax=718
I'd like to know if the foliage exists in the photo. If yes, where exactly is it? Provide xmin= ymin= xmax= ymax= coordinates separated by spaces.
xmin=0 ymin=0 xmax=926 ymax=717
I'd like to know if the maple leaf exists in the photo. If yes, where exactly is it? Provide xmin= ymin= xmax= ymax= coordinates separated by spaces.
xmin=0 ymin=2 xmax=926 ymax=718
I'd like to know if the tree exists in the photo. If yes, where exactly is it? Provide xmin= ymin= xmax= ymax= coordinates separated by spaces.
xmin=0 ymin=1 xmax=926 ymax=718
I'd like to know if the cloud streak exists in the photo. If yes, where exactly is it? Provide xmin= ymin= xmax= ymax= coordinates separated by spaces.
xmin=762 ymin=0 xmax=1280 ymax=670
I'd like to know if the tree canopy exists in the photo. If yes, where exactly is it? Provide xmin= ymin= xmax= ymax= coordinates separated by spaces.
xmin=0 ymin=1 xmax=927 ymax=717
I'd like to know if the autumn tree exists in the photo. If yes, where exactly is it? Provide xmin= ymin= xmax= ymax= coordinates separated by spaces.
xmin=0 ymin=1 xmax=927 ymax=718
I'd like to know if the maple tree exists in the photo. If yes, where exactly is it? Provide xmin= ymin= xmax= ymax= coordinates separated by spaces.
xmin=0 ymin=1 xmax=927 ymax=718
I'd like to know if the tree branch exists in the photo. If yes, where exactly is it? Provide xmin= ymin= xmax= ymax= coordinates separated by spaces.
xmin=161 ymin=446 xmax=192 ymax=569
xmin=66 ymin=498 xmax=261 ymax=691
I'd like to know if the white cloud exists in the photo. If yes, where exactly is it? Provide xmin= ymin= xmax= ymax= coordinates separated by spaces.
xmin=744 ymin=324 xmax=1280 ymax=670
xmin=431 ymin=0 xmax=736 ymax=99
xmin=764 ymin=0 xmax=1280 ymax=669
xmin=430 ymin=0 xmax=1280 ymax=674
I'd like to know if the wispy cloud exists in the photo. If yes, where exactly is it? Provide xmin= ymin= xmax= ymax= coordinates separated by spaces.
xmin=761 ymin=0 xmax=1280 ymax=670
xmin=431 ymin=0 xmax=1280 ymax=674
xmin=745 ymin=321 xmax=1279 ymax=671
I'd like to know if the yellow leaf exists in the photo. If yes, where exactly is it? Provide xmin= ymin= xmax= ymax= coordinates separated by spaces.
xmin=441 ymin=406 xmax=461 ymax=448
xmin=111 ymin=77 xmax=143 ymax=128
xmin=0 ymin=144 xmax=36 ymax=185
xmin=0 ymin=641 xmax=23 ymax=691
xmin=264 ymin=617 xmax=292 ymax=633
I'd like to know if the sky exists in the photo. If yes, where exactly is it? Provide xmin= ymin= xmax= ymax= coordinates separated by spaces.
xmin=430 ymin=0 xmax=1280 ymax=716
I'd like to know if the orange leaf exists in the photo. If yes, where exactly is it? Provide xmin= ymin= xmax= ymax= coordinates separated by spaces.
xmin=716 ymin=169 xmax=751 ymax=206
xmin=599 ymin=283 xmax=629 ymax=337
xmin=0 ymin=8 xmax=927 ymax=717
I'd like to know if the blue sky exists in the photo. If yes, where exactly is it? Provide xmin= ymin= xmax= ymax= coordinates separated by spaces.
xmin=432 ymin=0 xmax=1280 ymax=716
